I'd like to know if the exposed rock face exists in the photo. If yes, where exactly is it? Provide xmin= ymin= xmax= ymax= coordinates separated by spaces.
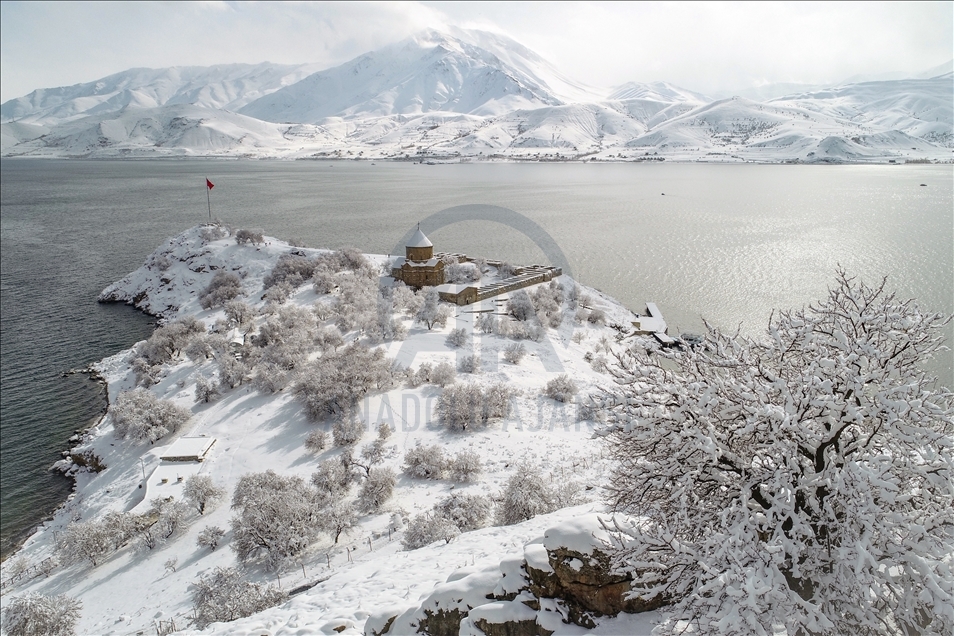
xmin=370 ymin=513 xmax=666 ymax=636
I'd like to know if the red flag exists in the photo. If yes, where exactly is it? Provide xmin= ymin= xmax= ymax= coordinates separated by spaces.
xmin=206 ymin=178 xmax=214 ymax=190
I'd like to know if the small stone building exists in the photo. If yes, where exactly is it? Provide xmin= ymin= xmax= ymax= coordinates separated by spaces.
xmin=391 ymin=227 xmax=445 ymax=288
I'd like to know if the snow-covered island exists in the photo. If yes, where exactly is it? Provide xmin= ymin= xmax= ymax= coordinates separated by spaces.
xmin=2 ymin=224 xmax=951 ymax=636
xmin=0 ymin=224 xmax=663 ymax=635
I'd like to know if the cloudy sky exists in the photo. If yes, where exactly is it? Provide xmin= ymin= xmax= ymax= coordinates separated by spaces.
xmin=1 ymin=1 xmax=951 ymax=102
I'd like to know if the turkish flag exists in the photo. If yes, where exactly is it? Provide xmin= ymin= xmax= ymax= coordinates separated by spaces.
xmin=206 ymin=178 xmax=214 ymax=190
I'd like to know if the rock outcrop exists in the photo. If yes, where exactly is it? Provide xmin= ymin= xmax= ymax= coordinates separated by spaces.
xmin=368 ymin=513 xmax=666 ymax=635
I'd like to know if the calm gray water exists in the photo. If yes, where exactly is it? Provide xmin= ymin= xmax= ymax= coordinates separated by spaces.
xmin=1 ymin=159 xmax=952 ymax=557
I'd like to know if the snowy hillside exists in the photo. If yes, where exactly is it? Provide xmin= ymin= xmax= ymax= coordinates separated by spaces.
xmin=1 ymin=225 xmax=656 ymax=635
xmin=1 ymin=29 xmax=951 ymax=162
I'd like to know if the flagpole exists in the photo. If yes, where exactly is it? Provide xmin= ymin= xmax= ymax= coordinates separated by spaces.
xmin=206 ymin=178 xmax=212 ymax=221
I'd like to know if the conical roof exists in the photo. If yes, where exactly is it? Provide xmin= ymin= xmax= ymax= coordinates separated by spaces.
xmin=407 ymin=227 xmax=433 ymax=248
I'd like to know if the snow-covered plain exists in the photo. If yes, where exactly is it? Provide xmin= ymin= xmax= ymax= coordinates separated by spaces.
xmin=0 ymin=226 xmax=659 ymax=635
xmin=1 ymin=29 xmax=950 ymax=163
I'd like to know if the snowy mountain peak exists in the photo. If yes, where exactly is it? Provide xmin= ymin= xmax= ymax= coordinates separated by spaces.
xmin=608 ymin=81 xmax=709 ymax=104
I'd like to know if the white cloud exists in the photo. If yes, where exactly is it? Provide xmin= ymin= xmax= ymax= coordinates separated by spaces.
xmin=1 ymin=1 xmax=951 ymax=102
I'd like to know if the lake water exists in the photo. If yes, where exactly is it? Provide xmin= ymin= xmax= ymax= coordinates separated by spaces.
xmin=1 ymin=159 xmax=951 ymax=557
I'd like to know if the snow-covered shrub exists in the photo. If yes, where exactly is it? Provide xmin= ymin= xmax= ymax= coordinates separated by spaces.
xmin=182 ymin=474 xmax=224 ymax=515
xmin=403 ymin=444 xmax=446 ymax=479
xmin=234 ymin=229 xmax=264 ymax=245
xmin=164 ymin=556 xmax=178 ymax=573
xmin=196 ymin=525 xmax=225 ymax=551
xmin=402 ymin=513 xmax=460 ymax=550
xmin=377 ymin=421 xmax=392 ymax=440
xmin=603 ymin=270 xmax=954 ymax=636
xmin=503 ymin=342 xmax=526 ymax=364
xmin=406 ymin=362 xmax=432 ymax=388
xmin=110 ymin=389 xmax=191 ymax=443
xmin=331 ymin=416 xmax=364 ymax=447
xmin=199 ymin=270 xmax=242 ymax=309
xmin=2 ymin=592 xmax=82 ymax=636
xmin=312 ymin=268 xmax=337 ymax=294
xmin=458 ymin=354 xmax=480 ymax=374
xmin=130 ymin=355 xmax=159 ymax=387
xmin=446 ymin=328 xmax=469 ymax=348
xmin=252 ymin=361 xmax=291 ymax=394
xmin=544 ymin=374 xmax=578 ymax=403
xmin=137 ymin=498 xmax=190 ymax=551
xmin=304 ymin=428 xmax=328 ymax=453
xmin=194 ymin=374 xmax=220 ymax=403
xmin=200 ymin=224 xmax=229 ymax=242
xmin=476 ymin=312 xmax=497 ymax=334
xmin=508 ymin=289 xmax=536 ymax=321
xmin=357 ymin=468 xmax=396 ymax=513
xmin=192 ymin=566 xmax=286 ymax=629
xmin=445 ymin=261 xmax=481 ymax=283
xmin=532 ymin=281 xmax=565 ymax=327
xmin=230 ymin=471 xmax=323 ymax=570
xmin=430 ymin=361 xmax=456 ymax=387
xmin=571 ymin=330 xmax=585 ymax=344
xmin=498 ymin=262 xmax=518 ymax=278
xmin=495 ymin=462 xmax=555 ymax=526
xmin=368 ymin=296 xmax=407 ymax=343
xmin=434 ymin=493 xmax=492 ymax=532
xmin=590 ymin=354 xmax=608 ymax=373
xmin=296 ymin=344 xmax=394 ymax=419
xmin=263 ymin=253 xmax=317 ymax=289
xmin=575 ymin=308 xmax=590 ymax=324
xmin=484 ymin=382 xmax=515 ymax=420
xmin=587 ymin=307 xmax=606 ymax=325
xmin=315 ymin=326 xmax=344 ymax=352
xmin=446 ymin=450 xmax=483 ymax=482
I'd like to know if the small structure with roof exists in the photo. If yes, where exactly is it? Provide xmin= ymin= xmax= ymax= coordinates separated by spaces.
xmin=159 ymin=436 xmax=216 ymax=462
xmin=391 ymin=226 xmax=445 ymax=288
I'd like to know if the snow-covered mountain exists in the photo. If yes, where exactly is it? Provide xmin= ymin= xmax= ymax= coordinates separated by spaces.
xmin=2 ymin=30 xmax=951 ymax=162
xmin=0 ymin=62 xmax=322 ymax=126
xmin=238 ymin=30 xmax=579 ymax=123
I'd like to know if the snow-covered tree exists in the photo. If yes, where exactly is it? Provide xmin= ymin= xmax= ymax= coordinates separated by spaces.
xmin=403 ymin=444 xmax=446 ymax=479
xmin=196 ymin=525 xmax=225 ymax=551
xmin=224 ymin=299 xmax=256 ymax=332
xmin=230 ymin=471 xmax=323 ymax=570
xmin=430 ymin=361 xmax=457 ymax=387
xmin=544 ymin=374 xmax=578 ymax=403
xmin=192 ymin=566 xmax=285 ymax=629
xmin=435 ymin=493 xmax=492 ymax=532
xmin=199 ymin=270 xmax=243 ymax=309
xmin=402 ymin=513 xmax=461 ymax=550
xmin=2 ymin=592 xmax=82 ymax=636
xmin=496 ymin=462 xmax=556 ymax=526
xmin=323 ymin=501 xmax=357 ymax=544
xmin=295 ymin=344 xmax=394 ymax=420
xmin=310 ymin=459 xmax=352 ymax=504
xmin=263 ymin=253 xmax=318 ymax=289
xmin=332 ymin=416 xmax=365 ymax=447
xmin=416 ymin=288 xmax=447 ymax=330
xmin=217 ymin=355 xmax=248 ymax=390
xmin=110 ymin=389 xmax=191 ymax=443
xmin=194 ymin=374 xmax=221 ymax=403
xmin=182 ymin=474 xmax=225 ymax=515
xmin=602 ymin=271 xmax=954 ymax=636
xmin=476 ymin=312 xmax=497 ymax=334
xmin=508 ymin=289 xmax=536 ymax=321
xmin=57 ymin=516 xmax=128 ymax=567
xmin=136 ymin=316 xmax=205 ymax=366
xmin=137 ymin=497 xmax=189 ymax=551
xmin=357 ymin=467 xmax=396 ymax=513
xmin=437 ymin=383 xmax=484 ymax=431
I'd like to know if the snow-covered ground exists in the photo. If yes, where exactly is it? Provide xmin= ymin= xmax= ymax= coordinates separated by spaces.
xmin=2 ymin=29 xmax=950 ymax=163
xmin=1 ymin=226 xmax=659 ymax=635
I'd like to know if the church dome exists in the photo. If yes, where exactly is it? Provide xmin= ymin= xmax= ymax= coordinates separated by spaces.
xmin=407 ymin=227 xmax=433 ymax=248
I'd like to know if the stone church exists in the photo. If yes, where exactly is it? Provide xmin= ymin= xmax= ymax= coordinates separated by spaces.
xmin=390 ymin=227 xmax=444 ymax=287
